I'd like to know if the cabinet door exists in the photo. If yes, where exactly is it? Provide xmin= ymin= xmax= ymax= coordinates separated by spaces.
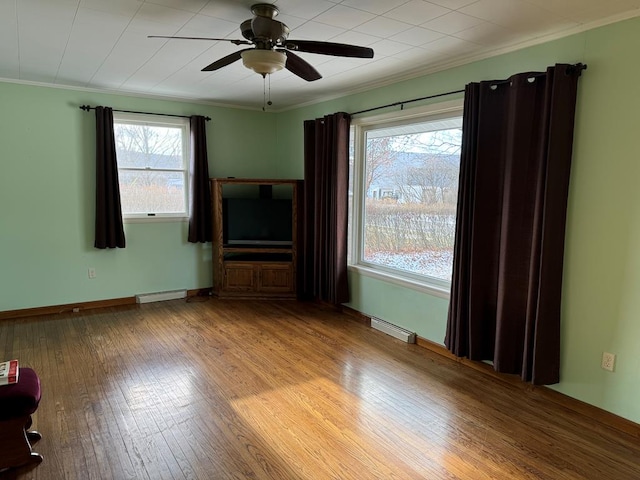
xmin=224 ymin=263 xmax=256 ymax=291
xmin=259 ymin=263 xmax=293 ymax=293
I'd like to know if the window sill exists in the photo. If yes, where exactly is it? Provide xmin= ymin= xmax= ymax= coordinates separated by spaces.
xmin=348 ymin=264 xmax=450 ymax=299
xmin=123 ymin=216 xmax=188 ymax=224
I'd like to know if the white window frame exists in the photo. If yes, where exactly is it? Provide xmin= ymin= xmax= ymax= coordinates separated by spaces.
xmin=113 ymin=112 xmax=190 ymax=222
xmin=349 ymin=99 xmax=464 ymax=298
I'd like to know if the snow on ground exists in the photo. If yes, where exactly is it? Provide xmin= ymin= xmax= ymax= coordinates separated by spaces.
xmin=365 ymin=250 xmax=453 ymax=281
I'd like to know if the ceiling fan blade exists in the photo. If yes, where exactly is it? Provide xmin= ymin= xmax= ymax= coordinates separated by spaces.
xmin=284 ymin=51 xmax=322 ymax=82
xmin=202 ymin=49 xmax=251 ymax=72
xmin=148 ymin=35 xmax=251 ymax=46
xmin=286 ymin=40 xmax=374 ymax=58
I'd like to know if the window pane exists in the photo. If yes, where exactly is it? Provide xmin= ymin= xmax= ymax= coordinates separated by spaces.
xmin=362 ymin=120 xmax=462 ymax=282
xmin=114 ymin=123 xmax=183 ymax=169
xmin=113 ymin=116 xmax=189 ymax=218
xmin=119 ymin=170 xmax=186 ymax=214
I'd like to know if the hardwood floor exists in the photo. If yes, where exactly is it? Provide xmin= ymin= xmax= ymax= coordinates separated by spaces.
xmin=1 ymin=299 xmax=639 ymax=480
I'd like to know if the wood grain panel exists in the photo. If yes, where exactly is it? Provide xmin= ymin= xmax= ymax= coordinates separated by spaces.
xmin=224 ymin=263 xmax=256 ymax=291
xmin=259 ymin=264 xmax=293 ymax=292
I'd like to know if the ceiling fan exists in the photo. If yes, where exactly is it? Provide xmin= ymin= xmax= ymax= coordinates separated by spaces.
xmin=149 ymin=3 xmax=374 ymax=82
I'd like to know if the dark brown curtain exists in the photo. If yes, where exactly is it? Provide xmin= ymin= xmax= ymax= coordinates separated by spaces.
xmin=94 ymin=106 xmax=125 ymax=249
xmin=188 ymin=115 xmax=212 ymax=243
xmin=302 ymin=112 xmax=350 ymax=305
xmin=445 ymin=64 xmax=584 ymax=385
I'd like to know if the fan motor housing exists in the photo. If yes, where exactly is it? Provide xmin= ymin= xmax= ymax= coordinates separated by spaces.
xmin=251 ymin=3 xmax=279 ymax=19
xmin=240 ymin=20 xmax=254 ymax=41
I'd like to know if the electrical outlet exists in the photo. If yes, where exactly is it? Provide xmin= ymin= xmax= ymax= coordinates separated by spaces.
xmin=88 ymin=268 xmax=96 ymax=279
xmin=602 ymin=352 xmax=616 ymax=372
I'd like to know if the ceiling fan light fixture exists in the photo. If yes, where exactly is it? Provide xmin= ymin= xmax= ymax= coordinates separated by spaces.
xmin=241 ymin=49 xmax=286 ymax=76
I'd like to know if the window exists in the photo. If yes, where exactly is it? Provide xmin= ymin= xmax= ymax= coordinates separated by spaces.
xmin=349 ymin=100 xmax=463 ymax=294
xmin=113 ymin=113 xmax=190 ymax=220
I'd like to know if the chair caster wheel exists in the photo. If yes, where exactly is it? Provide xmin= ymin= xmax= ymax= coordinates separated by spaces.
xmin=27 ymin=431 xmax=42 ymax=444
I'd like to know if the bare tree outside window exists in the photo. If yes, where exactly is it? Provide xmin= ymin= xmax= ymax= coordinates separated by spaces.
xmin=113 ymin=117 xmax=189 ymax=217
xmin=365 ymin=136 xmax=399 ymax=194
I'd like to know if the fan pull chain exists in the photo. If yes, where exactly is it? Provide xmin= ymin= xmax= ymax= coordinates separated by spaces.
xmin=262 ymin=74 xmax=266 ymax=112
xmin=262 ymin=74 xmax=274 ymax=112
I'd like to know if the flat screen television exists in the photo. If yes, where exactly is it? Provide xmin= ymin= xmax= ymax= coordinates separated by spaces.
xmin=223 ymin=198 xmax=292 ymax=246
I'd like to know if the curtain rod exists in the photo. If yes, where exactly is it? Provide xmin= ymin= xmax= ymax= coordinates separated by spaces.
xmin=349 ymin=63 xmax=587 ymax=117
xmin=79 ymin=105 xmax=211 ymax=121
xmin=349 ymin=89 xmax=464 ymax=116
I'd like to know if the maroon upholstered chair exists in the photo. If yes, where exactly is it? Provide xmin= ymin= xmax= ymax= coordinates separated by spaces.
xmin=0 ymin=367 xmax=43 ymax=471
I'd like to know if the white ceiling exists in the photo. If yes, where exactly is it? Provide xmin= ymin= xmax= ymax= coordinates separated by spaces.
xmin=2 ymin=0 xmax=640 ymax=110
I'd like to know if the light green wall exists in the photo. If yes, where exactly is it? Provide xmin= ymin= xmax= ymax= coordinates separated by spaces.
xmin=3 ymin=16 xmax=640 ymax=425
xmin=276 ymin=17 xmax=640 ymax=424
xmin=0 ymin=82 xmax=278 ymax=311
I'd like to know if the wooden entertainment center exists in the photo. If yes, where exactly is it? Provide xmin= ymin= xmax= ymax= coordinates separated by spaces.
xmin=210 ymin=178 xmax=303 ymax=299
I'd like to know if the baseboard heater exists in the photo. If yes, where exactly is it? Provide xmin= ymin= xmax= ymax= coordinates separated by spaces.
xmin=136 ymin=290 xmax=187 ymax=304
xmin=371 ymin=317 xmax=416 ymax=344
